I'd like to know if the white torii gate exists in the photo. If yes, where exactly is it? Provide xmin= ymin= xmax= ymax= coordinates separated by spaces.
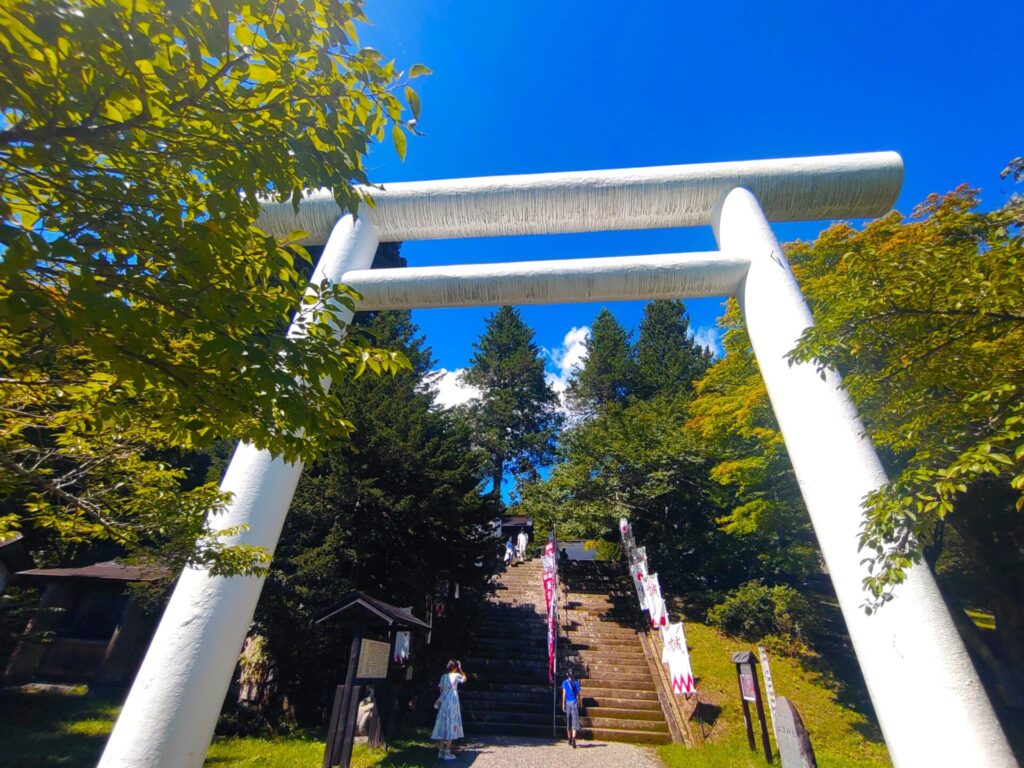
xmin=99 ymin=153 xmax=1016 ymax=768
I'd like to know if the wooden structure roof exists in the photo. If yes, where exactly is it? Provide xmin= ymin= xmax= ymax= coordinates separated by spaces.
xmin=16 ymin=560 xmax=169 ymax=584
xmin=316 ymin=592 xmax=432 ymax=631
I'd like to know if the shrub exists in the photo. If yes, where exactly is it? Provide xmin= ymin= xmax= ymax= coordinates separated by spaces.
xmin=583 ymin=539 xmax=621 ymax=562
xmin=706 ymin=580 xmax=818 ymax=649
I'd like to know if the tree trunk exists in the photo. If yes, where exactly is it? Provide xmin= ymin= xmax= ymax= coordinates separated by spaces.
xmin=491 ymin=453 xmax=504 ymax=507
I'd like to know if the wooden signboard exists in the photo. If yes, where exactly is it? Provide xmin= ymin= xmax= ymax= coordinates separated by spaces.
xmin=739 ymin=663 xmax=757 ymax=701
xmin=775 ymin=696 xmax=817 ymax=768
xmin=731 ymin=651 xmax=773 ymax=764
xmin=355 ymin=639 xmax=391 ymax=681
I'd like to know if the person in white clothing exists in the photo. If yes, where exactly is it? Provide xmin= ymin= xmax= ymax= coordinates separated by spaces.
xmin=432 ymin=659 xmax=466 ymax=760
xmin=516 ymin=529 xmax=529 ymax=564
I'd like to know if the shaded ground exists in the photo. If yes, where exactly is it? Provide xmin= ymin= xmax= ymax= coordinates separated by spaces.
xmin=0 ymin=688 xmax=382 ymax=767
xmin=0 ymin=687 xmax=120 ymax=766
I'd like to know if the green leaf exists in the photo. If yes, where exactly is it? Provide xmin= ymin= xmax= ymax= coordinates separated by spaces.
xmin=391 ymin=124 xmax=407 ymax=161
xmin=404 ymin=86 xmax=421 ymax=121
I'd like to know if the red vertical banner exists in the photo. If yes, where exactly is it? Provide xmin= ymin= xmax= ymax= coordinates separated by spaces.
xmin=541 ymin=536 xmax=558 ymax=684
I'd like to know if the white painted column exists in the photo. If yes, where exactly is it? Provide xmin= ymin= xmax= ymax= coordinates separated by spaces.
xmin=714 ymin=187 xmax=1015 ymax=768
xmin=99 ymin=216 xmax=380 ymax=768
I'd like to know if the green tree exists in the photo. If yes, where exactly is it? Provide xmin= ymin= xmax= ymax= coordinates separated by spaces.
xmin=462 ymin=306 xmax=560 ymax=503
xmin=257 ymin=307 xmax=494 ymax=722
xmin=635 ymin=299 xmax=713 ymax=399
xmin=0 ymin=0 xmax=421 ymax=569
xmin=519 ymin=395 xmax=730 ymax=595
xmin=786 ymin=186 xmax=1024 ymax=678
xmin=566 ymin=308 xmax=637 ymax=414
xmin=686 ymin=302 xmax=821 ymax=583
xmin=687 ymin=183 xmax=1024 ymax=690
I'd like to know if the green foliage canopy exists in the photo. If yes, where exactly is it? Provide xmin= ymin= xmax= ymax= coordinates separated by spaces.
xmin=785 ymin=187 xmax=1024 ymax=628
xmin=688 ymin=184 xmax=1024 ymax=680
xmin=565 ymin=307 xmax=636 ymax=413
xmin=257 ymin=309 xmax=494 ymax=721
xmin=0 ymin=0 xmax=420 ymax=569
xmin=635 ymin=299 xmax=713 ymax=399
xmin=687 ymin=301 xmax=821 ymax=582
xmin=461 ymin=306 xmax=560 ymax=502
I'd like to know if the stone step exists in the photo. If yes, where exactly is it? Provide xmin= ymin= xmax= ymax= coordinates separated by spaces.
xmin=465 ymin=641 xmax=567 ymax=654
xmin=460 ymin=698 xmax=553 ymax=714
xmin=580 ymin=695 xmax=662 ymax=710
xmin=569 ymin=655 xmax=648 ymax=667
xmin=565 ymin=651 xmax=643 ymax=663
xmin=568 ymin=637 xmax=641 ymax=650
xmin=476 ymin=605 xmax=544 ymax=613
xmin=581 ymin=716 xmax=670 ymax=733
xmin=462 ymin=689 xmax=551 ymax=705
xmin=577 ymin=675 xmax=655 ymax=689
xmin=584 ymin=707 xmax=665 ymax=722
xmin=463 ymin=657 xmax=550 ymax=669
xmin=565 ymin=631 xmax=640 ymax=642
xmin=580 ymin=728 xmax=671 ymax=745
xmin=566 ymin=615 xmax=636 ymax=624
xmin=473 ymin=620 xmax=548 ymax=630
xmin=565 ymin=624 xmax=639 ymax=634
xmin=463 ymin=709 xmax=552 ymax=727
xmin=576 ymin=662 xmax=653 ymax=677
xmin=471 ymin=628 xmax=550 ymax=639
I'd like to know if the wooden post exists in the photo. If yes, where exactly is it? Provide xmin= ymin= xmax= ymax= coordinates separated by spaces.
xmin=751 ymin=662 xmax=773 ymax=764
xmin=323 ymin=630 xmax=363 ymax=768
xmin=336 ymin=648 xmax=363 ymax=768
xmin=731 ymin=651 xmax=772 ymax=763
xmin=322 ymin=685 xmax=346 ymax=768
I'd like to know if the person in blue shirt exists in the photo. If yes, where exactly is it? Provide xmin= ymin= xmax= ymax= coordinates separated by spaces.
xmin=561 ymin=667 xmax=582 ymax=747
xmin=503 ymin=538 xmax=514 ymax=568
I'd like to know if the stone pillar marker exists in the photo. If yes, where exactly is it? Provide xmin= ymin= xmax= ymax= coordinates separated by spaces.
xmin=775 ymin=696 xmax=818 ymax=768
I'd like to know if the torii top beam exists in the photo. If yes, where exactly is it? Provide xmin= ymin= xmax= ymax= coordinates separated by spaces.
xmin=257 ymin=151 xmax=904 ymax=244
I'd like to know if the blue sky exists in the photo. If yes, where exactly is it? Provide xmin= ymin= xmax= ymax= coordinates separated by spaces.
xmin=357 ymin=1 xmax=1023 ymax=403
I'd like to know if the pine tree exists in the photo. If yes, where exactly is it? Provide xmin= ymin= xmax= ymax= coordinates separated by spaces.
xmin=567 ymin=307 xmax=637 ymax=413
xmin=256 ymin=307 xmax=494 ymax=722
xmin=462 ymin=306 xmax=561 ymax=503
xmin=635 ymin=300 xmax=713 ymax=399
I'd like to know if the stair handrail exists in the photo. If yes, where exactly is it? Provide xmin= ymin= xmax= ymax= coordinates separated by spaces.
xmin=619 ymin=555 xmax=701 ymax=747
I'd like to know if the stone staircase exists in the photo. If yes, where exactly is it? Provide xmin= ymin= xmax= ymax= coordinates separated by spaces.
xmin=562 ymin=561 xmax=672 ymax=745
xmin=461 ymin=558 xmax=557 ymax=738
xmin=460 ymin=557 xmax=672 ymax=745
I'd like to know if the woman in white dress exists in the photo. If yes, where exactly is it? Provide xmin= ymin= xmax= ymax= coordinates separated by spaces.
xmin=432 ymin=659 xmax=466 ymax=760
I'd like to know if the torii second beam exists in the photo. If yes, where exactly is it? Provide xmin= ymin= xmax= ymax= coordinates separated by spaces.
xmin=341 ymin=251 xmax=748 ymax=310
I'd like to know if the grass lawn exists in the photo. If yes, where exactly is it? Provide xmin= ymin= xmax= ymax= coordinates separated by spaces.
xmin=658 ymin=620 xmax=891 ymax=768
xmin=0 ymin=688 xmax=438 ymax=767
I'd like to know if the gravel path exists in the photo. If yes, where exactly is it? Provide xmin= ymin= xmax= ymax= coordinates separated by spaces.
xmin=441 ymin=736 xmax=664 ymax=767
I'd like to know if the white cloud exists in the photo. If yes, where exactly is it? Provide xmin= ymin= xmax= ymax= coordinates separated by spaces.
xmin=543 ymin=325 xmax=590 ymax=396
xmin=691 ymin=325 xmax=723 ymax=359
xmin=429 ymin=367 xmax=481 ymax=409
